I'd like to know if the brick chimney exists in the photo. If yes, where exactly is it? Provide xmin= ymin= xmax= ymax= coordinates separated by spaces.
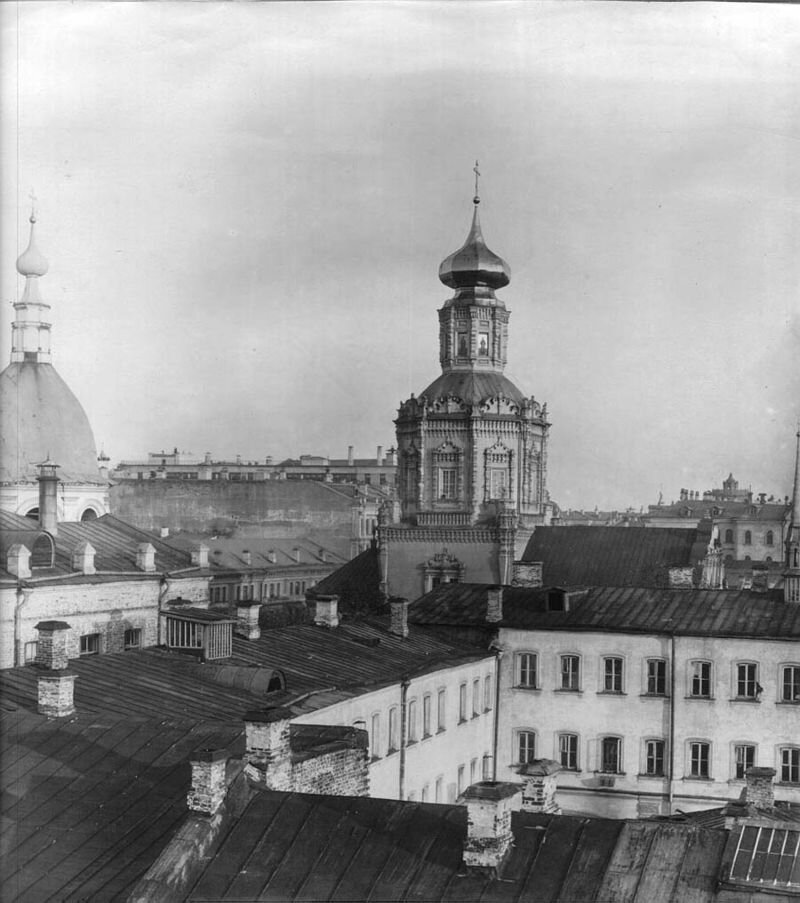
xmin=7 ymin=543 xmax=31 ymax=579
xmin=750 ymin=563 xmax=769 ymax=594
xmin=744 ymin=767 xmax=775 ymax=808
xmin=389 ymin=597 xmax=409 ymax=638
xmin=236 ymin=601 xmax=261 ymax=641
xmin=71 ymin=541 xmax=96 ymax=575
xmin=37 ymin=459 xmax=60 ymax=536
xmin=347 ymin=445 xmax=354 ymax=466
xmin=191 ymin=543 xmax=209 ymax=568
xmin=186 ymin=748 xmax=229 ymax=815
xmin=486 ymin=586 xmax=503 ymax=623
xmin=34 ymin=621 xmax=76 ymax=717
xmin=511 ymin=561 xmax=543 ymax=588
xmin=461 ymin=782 xmax=522 ymax=871
xmin=314 ymin=595 xmax=340 ymax=629
xmin=136 ymin=542 xmax=156 ymax=572
xmin=518 ymin=759 xmax=561 ymax=814
xmin=243 ymin=707 xmax=293 ymax=791
xmin=376 ymin=445 xmax=384 ymax=466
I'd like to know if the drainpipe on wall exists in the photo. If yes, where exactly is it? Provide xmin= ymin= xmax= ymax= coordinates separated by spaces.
xmin=492 ymin=647 xmax=503 ymax=781
xmin=399 ymin=677 xmax=409 ymax=801
xmin=14 ymin=585 xmax=31 ymax=667
xmin=668 ymin=632 xmax=676 ymax=815
xmin=157 ymin=576 xmax=171 ymax=647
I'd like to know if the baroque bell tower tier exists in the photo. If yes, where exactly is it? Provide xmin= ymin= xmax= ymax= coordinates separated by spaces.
xmin=379 ymin=169 xmax=551 ymax=600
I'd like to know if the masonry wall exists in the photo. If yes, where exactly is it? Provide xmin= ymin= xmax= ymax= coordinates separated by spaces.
xmin=0 ymin=575 xmax=209 ymax=668
xmin=496 ymin=626 xmax=800 ymax=818
xmin=293 ymin=747 xmax=369 ymax=797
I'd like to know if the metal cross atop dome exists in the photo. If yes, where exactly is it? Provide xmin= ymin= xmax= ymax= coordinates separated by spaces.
xmin=29 ymin=189 xmax=38 ymax=222
xmin=473 ymin=160 xmax=481 ymax=205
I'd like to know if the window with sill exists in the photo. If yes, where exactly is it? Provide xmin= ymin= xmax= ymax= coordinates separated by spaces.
xmin=690 ymin=661 xmax=712 ymax=698
xmin=24 ymin=641 xmax=38 ymax=664
xmin=435 ymin=776 xmax=444 ymax=803
xmin=422 ymin=694 xmax=432 ymax=738
xmin=80 ymin=633 xmax=100 ymax=656
xmin=734 ymin=744 xmax=755 ymax=780
xmin=644 ymin=739 xmax=665 ymax=777
xmin=457 ymin=764 xmax=466 ymax=796
xmin=560 ymin=655 xmax=580 ymax=691
xmin=472 ymin=678 xmax=481 ymax=717
xmin=470 ymin=757 xmax=479 ymax=785
xmin=517 ymin=730 xmax=536 ymax=765
xmin=689 ymin=741 xmax=711 ymax=778
xmin=600 ymin=737 xmax=622 ymax=774
xmin=603 ymin=657 xmax=624 ymax=693
xmin=458 ymin=683 xmax=467 ymax=722
xmin=483 ymin=674 xmax=493 ymax=711
xmin=781 ymin=665 xmax=800 ymax=702
xmin=407 ymin=699 xmax=418 ymax=743
xmin=124 ymin=628 xmax=142 ymax=650
xmin=388 ymin=706 xmax=399 ymax=753
xmin=736 ymin=662 xmax=761 ymax=700
xmin=517 ymin=652 xmax=538 ymax=689
xmin=437 ymin=689 xmax=446 ymax=732
xmin=559 ymin=733 xmax=578 ymax=771
xmin=646 ymin=659 xmax=667 ymax=696
xmin=781 ymin=748 xmax=800 ymax=784
xmin=370 ymin=713 xmax=381 ymax=759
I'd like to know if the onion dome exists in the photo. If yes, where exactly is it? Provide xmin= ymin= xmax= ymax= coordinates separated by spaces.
xmin=439 ymin=198 xmax=510 ymax=293
xmin=16 ymin=213 xmax=49 ymax=278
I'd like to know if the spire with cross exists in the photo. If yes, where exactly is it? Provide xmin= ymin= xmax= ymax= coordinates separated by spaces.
xmin=473 ymin=160 xmax=481 ymax=205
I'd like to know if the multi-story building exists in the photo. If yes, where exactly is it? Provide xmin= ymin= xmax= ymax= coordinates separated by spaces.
xmin=378 ymin=182 xmax=553 ymax=601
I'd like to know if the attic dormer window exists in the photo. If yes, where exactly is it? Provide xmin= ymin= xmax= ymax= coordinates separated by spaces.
xmin=30 ymin=534 xmax=54 ymax=568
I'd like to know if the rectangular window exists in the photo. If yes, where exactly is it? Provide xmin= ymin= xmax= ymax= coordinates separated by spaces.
xmin=124 ymin=628 xmax=142 ymax=650
xmin=736 ymin=663 xmax=759 ymax=699
xmin=439 ymin=468 xmax=458 ymax=500
xmin=484 ymin=675 xmax=493 ymax=711
xmin=781 ymin=748 xmax=800 ymax=784
xmin=472 ymin=679 xmax=481 ymax=717
xmin=370 ymin=713 xmax=381 ymax=759
xmin=482 ymin=754 xmax=493 ymax=780
xmin=690 ymin=661 xmax=712 ymax=698
xmin=601 ymin=737 xmax=621 ymax=774
xmin=80 ymin=633 xmax=100 ymax=656
xmin=407 ymin=699 xmax=418 ymax=742
xmin=689 ymin=742 xmax=710 ymax=778
xmin=517 ymin=653 xmax=538 ymax=689
xmin=421 ymin=784 xmax=429 ymax=803
xmin=437 ymin=689 xmax=447 ymax=732
xmin=559 ymin=734 xmax=578 ymax=771
xmin=645 ymin=740 xmax=665 ymax=776
xmin=646 ymin=659 xmax=667 ymax=695
xmin=489 ymin=468 xmax=507 ymax=500
xmin=457 ymin=764 xmax=466 ymax=796
xmin=24 ymin=641 xmax=38 ymax=664
xmin=470 ymin=758 xmax=479 ymax=785
xmin=423 ymin=695 xmax=432 ymax=738
xmin=782 ymin=666 xmax=800 ymax=702
xmin=435 ymin=776 xmax=443 ymax=803
xmin=388 ymin=707 xmax=399 ymax=753
xmin=518 ymin=731 xmax=536 ymax=765
xmin=458 ymin=683 xmax=467 ymax=722
xmin=603 ymin=657 xmax=623 ymax=693
xmin=735 ymin=744 xmax=755 ymax=780
xmin=560 ymin=655 xmax=580 ymax=691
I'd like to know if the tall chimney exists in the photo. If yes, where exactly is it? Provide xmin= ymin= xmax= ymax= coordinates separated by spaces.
xmin=37 ymin=459 xmax=60 ymax=535
xmin=347 ymin=445 xmax=354 ymax=466
xmin=377 ymin=445 xmax=384 ymax=466
xmin=744 ymin=767 xmax=775 ymax=808
xmin=389 ymin=597 xmax=409 ymax=638
xmin=314 ymin=595 xmax=340 ymax=629
xmin=34 ymin=620 xmax=76 ymax=717
xmin=461 ymin=782 xmax=522 ymax=871
xmin=486 ymin=586 xmax=503 ymax=623
xmin=186 ymin=748 xmax=229 ymax=815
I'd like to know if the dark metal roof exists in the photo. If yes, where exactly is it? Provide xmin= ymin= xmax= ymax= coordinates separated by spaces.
xmin=417 ymin=369 xmax=527 ymax=407
xmin=185 ymin=793 xmax=737 ymax=902
xmin=521 ymin=525 xmax=711 ymax=587
xmin=409 ymin=583 xmax=800 ymax=639
xmin=307 ymin=545 xmax=383 ymax=614
xmin=0 ymin=510 xmax=194 ymax=579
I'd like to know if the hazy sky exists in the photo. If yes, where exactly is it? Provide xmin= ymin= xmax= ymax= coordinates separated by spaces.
xmin=2 ymin=1 xmax=798 ymax=510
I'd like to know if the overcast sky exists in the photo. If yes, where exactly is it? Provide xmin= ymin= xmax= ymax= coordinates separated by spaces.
xmin=2 ymin=1 xmax=798 ymax=510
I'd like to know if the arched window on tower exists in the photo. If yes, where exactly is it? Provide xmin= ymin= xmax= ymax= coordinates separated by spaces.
xmin=724 ymin=529 xmax=734 ymax=544
xmin=744 ymin=530 xmax=752 ymax=545
xmin=766 ymin=530 xmax=774 ymax=546
xmin=432 ymin=441 xmax=462 ymax=505
xmin=484 ymin=439 xmax=512 ymax=502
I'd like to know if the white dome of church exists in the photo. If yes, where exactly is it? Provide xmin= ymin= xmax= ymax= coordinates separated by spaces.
xmin=0 ymin=209 xmax=108 ymax=521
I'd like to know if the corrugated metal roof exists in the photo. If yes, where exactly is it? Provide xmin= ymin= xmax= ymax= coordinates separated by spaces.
xmin=409 ymin=583 xmax=800 ymax=639
xmin=521 ymin=525 xmax=711 ymax=587
xmin=169 ymin=534 xmax=347 ymax=571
